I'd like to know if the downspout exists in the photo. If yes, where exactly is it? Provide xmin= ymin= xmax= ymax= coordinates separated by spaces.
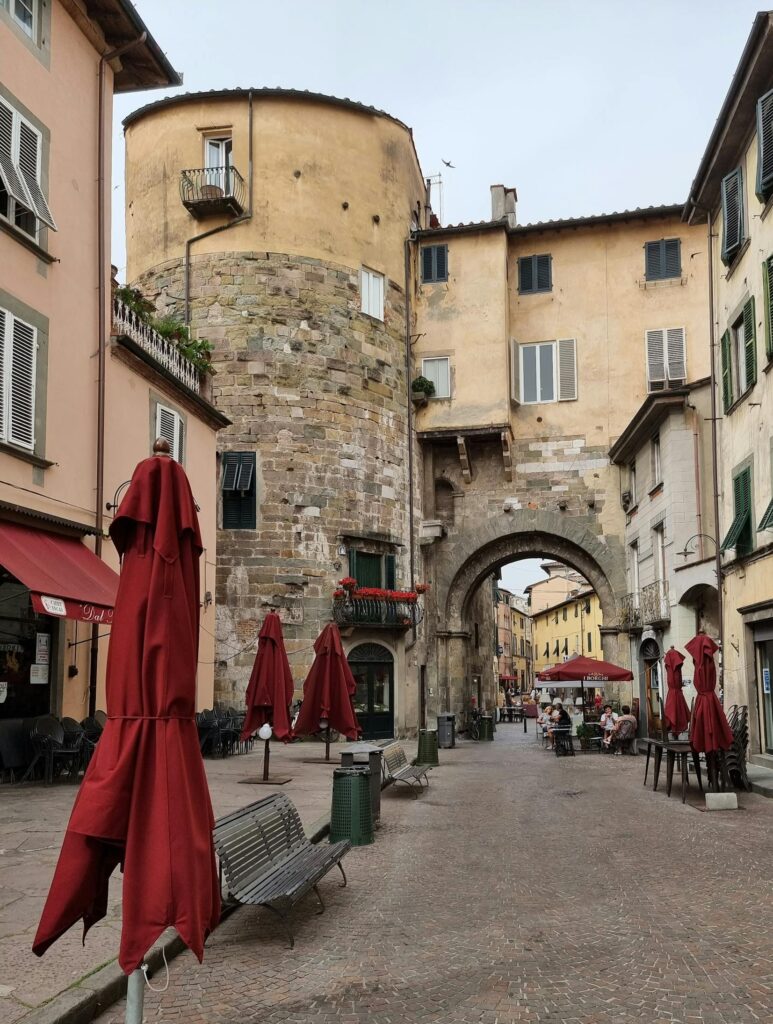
xmin=404 ymin=236 xmax=417 ymax=649
xmin=91 ymin=32 xmax=146 ymax=716
xmin=184 ymin=91 xmax=254 ymax=325
xmin=686 ymin=400 xmax=705 ymax=560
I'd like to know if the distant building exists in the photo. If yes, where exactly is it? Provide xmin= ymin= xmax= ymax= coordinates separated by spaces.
xmin=529 ymin=565 xmax=603 ymax=677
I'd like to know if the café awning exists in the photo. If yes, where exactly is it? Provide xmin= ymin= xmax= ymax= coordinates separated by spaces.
xmin=0 ymin=521 xmax=118 ymax=623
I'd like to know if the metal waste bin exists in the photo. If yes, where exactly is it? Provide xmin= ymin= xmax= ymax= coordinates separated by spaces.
xmin=479 ymin=714 xmax=494 ymax=741
xmin=330 ymin=766 xmax=374 ymax=846
xmin=341 ymin=743 xmax=383 ymax=823
xmin=417 ymin=728 xmax=439 ymax=766
xmin=436 ymin=712 xmax=456 ymax=749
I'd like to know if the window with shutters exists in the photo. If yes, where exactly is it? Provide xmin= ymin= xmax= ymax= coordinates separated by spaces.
xmin=0 ymin=96 xmax=55 ymax=241
xmin=348 ymin=549 xmax=397 ymax=589
xmin=720 ymin=298 xmax=756 ymax=411
xmin=421 ymin=244 xmax=448 ymax=283
xmin=221 ymin=452 xmax=256 ymax=530
xmin=645 ymin=327 xmax=686 ymax=392
xmin=0 ymin=305 xmax=37 ymax=452
xmin=154 ymin=402 xmax=185 ymax=463
xmin=720 ymin=167 xmax=745 ymax=265
xmin=518 ymin=254 xmax=552 ymax=294
xmin=1 ymin=0 xmax=37 ymax=38
xmin=756 ymin=89 xmax=773 ymax=202
xmin=651 ymin=434 xmax=662 ymax=487
xmin=518 ymin=339 xmax=576 ymax=404
xmin=721 ymin=465 xmax=753 ymax=556
xmin=644 ymin=239 xmax=681 ymax=281
xmin=360 ymin=267 xmax=384 ymax=320
xmin=421 ymin=356 xmax=451 ymax=399
xmin=762 ymin=254 xmax=773 ymax=362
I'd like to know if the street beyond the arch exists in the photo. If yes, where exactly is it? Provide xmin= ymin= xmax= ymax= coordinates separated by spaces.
xmin=83 ymin=726 xmax=772 ymax=1024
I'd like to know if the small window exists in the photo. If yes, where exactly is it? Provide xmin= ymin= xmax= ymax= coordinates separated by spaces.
xmin=645 ymin=239 xmax=681 ymax=281
xmin=421 ymin=244 xmax=448 ymax=283
xmin=155 ymin=403 xmax=185 ymax=463
xmin=652 ymin=434 xmax=661 ymax=486
xmin=519 ymin=339 xmax=576 ymax=405
xmin=721 ymin=298 xmax=756 ymax=411
xmin=0 ymin=95 xmax=56 ymax=239
xmin=574 ymin=603 xmax=578 ymax=618
xmin=9 ymin=0 xmax=35 ymax=36
xmin=587 ymin=631 xmax=592 ymax=652
xmin=348 ymin=549 xmax=396 ymax=589
xmin=629 ymin=461 xmax=637 ymax=506
xmin=756 ymin=89 xmax=773 ymax=203
xmin=203 ymin=135 xmax=233 ymax=193
xmin=360 ymin=267 xmax=384 ymax=321
xmin=562 ymin=606 xmax=567 ymax=621
xmin=421 ymin=356 xmax=450 ymax=399
xmin=222 ymin=452 xmax=256 ymax=530
xmin=0 ymin=305 xmax=37 ymax=451
xmin=630 ymin=542 xmax=640 ymax=595
xmin=645 ymin=328 xmax=686 ymax=392
xmin=721 ymin=166 xmax=745 ymax=265
xmin=721 ymin=466 xmax=753 ymax=555
xmin=518 ymin=254 xmax=552 ymax=294
xmin=653 ymin=523 xmax=666 ymax=581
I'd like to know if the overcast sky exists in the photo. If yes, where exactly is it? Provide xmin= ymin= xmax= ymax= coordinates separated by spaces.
xmin=111 ymin=0 xmax=765 ymax=596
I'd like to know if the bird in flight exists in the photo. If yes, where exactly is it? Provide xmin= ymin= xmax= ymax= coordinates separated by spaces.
xmin=442 ymin=159 xmax=456 ymax=168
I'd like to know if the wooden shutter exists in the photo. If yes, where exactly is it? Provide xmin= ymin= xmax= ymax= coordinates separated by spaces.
xmin=9 ymin=316 xmax=36 ymax=450
xmin=221 ymin=452 xmax=240 ymax=491
xmin=646 ymin=329 xmax=666 ymax=391
xmin=743 ymin=296 xmax=757 ymax=388
xmin=756 ymin=88 xmax=773 ymax=201
xmin=645 ymin=241 xmax=661 ymax=280
xmin=557 ymin=338 xmax=577 ymax=401
xmin=17 ymin=120 xmax=56 ymax=230
xmin=236 ymin=456 xmax=254 ymax=492
xmin=385 ymin=553 xmax=396 ymax=590
xmin=509 ymin=339 xmax=520 ymax=406
xmin=764 ymin=256 xmax=773 ymax=360
xmin=435 ymin=244 xmax=447 ymax=281
xmin=536 ymin=254 xmax=551 ymax=290
xmin=664 ymin=239 xmax=681 ymax=278
xmin=222 ymin=453 xmax=256 ymax=529
xmin=0 ymin=98 xmax=33 ymax=210
xmin=0 ymin=309 xmax=5 ymax=443
xmin=421 ymin=247 xmax=434 ymax=282
xmin=666 ymin=327 xmax=686 ymax=383
xmin=155 ymin=404 xmax=181 ymax=461
xmin=721 ymin=168 xmax=743 ymax=264
xmin=518 ymin=256 xmax=533 ymax=293
xmin=720 ymin=329 xmax=733 ymax=411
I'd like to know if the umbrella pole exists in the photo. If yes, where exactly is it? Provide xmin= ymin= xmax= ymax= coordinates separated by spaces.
xmin=262 ymin=737 xmax=270 ymax=782
xmin=125 ymin=969 xmax=144 ymax=1024
xmin=325 ymin=725 xmax=331 ymax=762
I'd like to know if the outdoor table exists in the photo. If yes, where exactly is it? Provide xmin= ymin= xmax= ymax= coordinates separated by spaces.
xmin=641 ymin=738 xmax=704 ymax=804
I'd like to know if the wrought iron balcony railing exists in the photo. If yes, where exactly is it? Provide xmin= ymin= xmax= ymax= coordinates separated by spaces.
xmin=112 ymin=297 xmax=201 ymax=394
xmin=640 ymin=579 xmax=670 ymax=624
xmin=620 ymin=592 xmax=641 ymax=630
xmin=180 ymin=165 xmax=246 ymax=218
xmin=333 ymin=594 xmax=423 ymax=631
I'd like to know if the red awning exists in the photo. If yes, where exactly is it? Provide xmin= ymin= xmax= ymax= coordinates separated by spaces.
xmin=0 ymin=521 xmax=118 ymax=623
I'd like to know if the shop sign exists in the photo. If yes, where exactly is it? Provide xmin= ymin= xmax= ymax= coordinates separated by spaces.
xmin=764 ymin=668 xmax=771 ymax=695
xmin=30 ymin=665 xmax=48 ymax=685
xmin=36 ymin=633 xmax=50 ymax=665
xmin=40 ymin=596 xmax=66 ymax=616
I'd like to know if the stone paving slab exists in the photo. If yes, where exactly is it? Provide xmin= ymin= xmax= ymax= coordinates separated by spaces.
xmin=0 ymin=736 xmax=372 ymax=1022
xmin=92 ymin=726 xmax=773 ymax=1024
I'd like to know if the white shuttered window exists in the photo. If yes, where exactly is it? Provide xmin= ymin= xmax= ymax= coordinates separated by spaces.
xmin=517 ymin=338 xmax=577 ymax=404
xmin=155 ymin=403 xmax=185 ymax=463
xmin=421 ymin=357 xmax=450 ymax=399
xmin=360 ymin=267 xmax=384 ymax=321
xmin=0 ymin=95 xmax=55 ymax=236
xmin=646 ymin=328 xmax=686 ymax=392
xmin=0 ymin=306 xmax=37 ymax=451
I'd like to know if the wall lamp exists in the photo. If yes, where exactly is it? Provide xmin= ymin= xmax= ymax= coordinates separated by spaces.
xmin=678 ymin=533 xmax=718 ymax=558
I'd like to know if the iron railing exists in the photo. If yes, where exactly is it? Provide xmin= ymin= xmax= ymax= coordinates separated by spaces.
xmin=333 ymin=594 xmax=423 ymax=630
xmin=179 ymin=165 xmax=246 ymax=217
xmin=112 ymin=297 xmax=201 ymax=394
xmin=620 ymin=592 xmax=641 ymax=630
xmin=641 ymin=579 xmax=670 ymax=624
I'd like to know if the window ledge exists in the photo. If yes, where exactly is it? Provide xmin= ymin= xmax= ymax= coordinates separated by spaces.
xmin=0 ymin=440 xmax=55 ymax=469
xmin=723 ymin=237 xmax=751 ymax=281
xmin=518 ymin=288 xmax=552 ymax=296
xmin=0 ymin=219 xmax=57 ymax=264
xmin=725 ymin=383 xmax=756 ymax=416
xmin=648 ymin=482 xmax=664 ymax=498
xmin=625 ymin=504 xmax=639 ymax=520
xmin=639 ymin=276 xmax=685 ymax=289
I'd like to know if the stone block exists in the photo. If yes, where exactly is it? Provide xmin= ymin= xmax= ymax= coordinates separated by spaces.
xmin=705 ymin=792 xmax=738 ymax=811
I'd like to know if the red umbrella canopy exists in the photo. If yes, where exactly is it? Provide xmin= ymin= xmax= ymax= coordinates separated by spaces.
xmin=33 ymin=455 xmax=220 ymax=974
xmin=685 ymin=634 xmax=733 ymax=753
xmin=240 ymin=612 xmax=295 ymax=742
xmin=537 ymin=655 xmax=633 ymax=682
xmin=294 ymin=623 xmax=361 ymax=740
xmin=663 ymin=647 xmax=690 ymax=736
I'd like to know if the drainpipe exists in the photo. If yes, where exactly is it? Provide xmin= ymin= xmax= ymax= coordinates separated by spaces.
xmin=184 ymin=91 xmax=254 ymax=325
xmin=404 ymin=236 xmax=417 ymax=649
xmin=91 ymin=32 xmax=147 ymax=716
xmin=686 ymin=400 xmax=705 ymax=560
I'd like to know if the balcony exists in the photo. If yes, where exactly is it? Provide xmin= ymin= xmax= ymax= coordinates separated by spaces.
xmin=620 ymin=580 xmax=670 ymax=630
xmin=333 ymin=593 xmax=423 ymax=631
xmin=620 ymin=593 xmax=641 ymax=630
xmin=112 ymin=297 xmax=201 ymax=394
xmin=180 ymin=166 xmax=245 ymax=219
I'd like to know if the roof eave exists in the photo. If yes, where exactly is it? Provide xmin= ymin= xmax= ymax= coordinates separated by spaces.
xmin=608 ymin=390 xmax=689 ymax=464
xmin=88 ymin=0 xmax=181 ymax=93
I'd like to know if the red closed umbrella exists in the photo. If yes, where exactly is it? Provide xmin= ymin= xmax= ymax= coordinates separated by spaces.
xmin=663 ymin=647 xmax=690 ymax=737
xmin=686 ymin=634 xmax=733 ymax=753
xmin=240 ymin=613 xmax=295 ymax=742
xmin=33 ymin=454 xmax=220 ymax=974
xmin=295 ymin=624 xmax=360 ymax=759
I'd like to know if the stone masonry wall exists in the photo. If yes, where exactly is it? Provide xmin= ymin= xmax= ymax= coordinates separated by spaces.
xmin=134 ymin=251 xmax=412 ymax=705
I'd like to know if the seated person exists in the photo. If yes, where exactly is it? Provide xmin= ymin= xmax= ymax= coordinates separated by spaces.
xmin=537 ymin=704 xmax=553 ymax=737
xmin=600 ymin=705 xmax=618 ymax=748
xmin=611 ymin=705 xmax=637 ymax=751
xmin=547 ymin=701 xmax=572 ymax=746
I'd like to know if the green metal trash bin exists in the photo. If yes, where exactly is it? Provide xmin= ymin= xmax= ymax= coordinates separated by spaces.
xmin=479 ymin=714 xmax=494 ymax=741
xmin=417 ymin=728 xmax=439 ymax=765
xmin=330 ymin=766 xmax=374 ymax=846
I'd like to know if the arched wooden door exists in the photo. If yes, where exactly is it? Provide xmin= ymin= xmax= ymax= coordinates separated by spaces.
xmin=347 ymin=643 xmax=394 ymax=740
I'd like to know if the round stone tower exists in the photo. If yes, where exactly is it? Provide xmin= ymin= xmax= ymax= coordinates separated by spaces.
xmin=123 ymin=89 xmax=426 ymax=734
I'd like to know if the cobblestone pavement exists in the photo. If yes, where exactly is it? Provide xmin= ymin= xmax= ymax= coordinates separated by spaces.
xmin=0 ymin=736 xmax=358 ymax=1023
xmin=96 ymin=725 xmax=773 ymax=1024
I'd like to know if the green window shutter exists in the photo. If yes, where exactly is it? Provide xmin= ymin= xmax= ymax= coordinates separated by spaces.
xmin=435 ymin=245 xmax=448 ymax=281
xmin=536 ymin=254 xmax=552 ymax=290
xmin=720 ymin=329 xmax=733 ymax=411
xmin=354 ymin=552 xmax=381 ymax=587
xmin=221 ymin=452 xmax=240 ymax=491
xmin=758 ymin=496 xmax=773 ymax=531
xmin=645 ymin=241 xmax=661 ymax=280
xmin=721 ymin=468 xmax=752 ymax=552
xmin=348 ymin=549 xmax=357 ymax=578
xmin=764 ymin=256 xmax=773 ymax=360
xmin=664 ymin=239 xmax=681 ymax=278
xmin=721 ymin=167 xmax=744 ymax=265
xmin=421 ymin=245 xmax=448 ymax=283
xmin=756 ymin=89 xmax=773 ymax=201
xmin=385 ymin=553 xmax=396 ymax=590
xmin=518 ymin=256 xmax=534 ymax=293
xmin=743 ymin=296 xmax=757 ymax=388
xmin=222 ymin=452 xmax=256 ymax=529
xmin=421 ymin=247 xmax=434 ymax=282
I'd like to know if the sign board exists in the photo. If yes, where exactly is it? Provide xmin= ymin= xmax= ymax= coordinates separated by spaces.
xmin=764 ymin=668 xmax=771 ymax=695
xmin=30 ymin=664 xmax=48 ymax=685
xmin=36 ymin=633 xmax=50 ymax=665
xmin=0 ymin=682 xmax=6 ymax=703
xmin=40 ymin=596 xmax=67 ymax=616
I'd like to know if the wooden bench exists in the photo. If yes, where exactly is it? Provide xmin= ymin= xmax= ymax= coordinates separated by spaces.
xmin=213 ymin=794 xmax=351 ymax=947
xmin=382 ymin=741 xmax=432 ymax=795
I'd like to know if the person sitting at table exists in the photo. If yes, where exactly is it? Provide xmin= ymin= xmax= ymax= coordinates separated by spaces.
xmin=537 ymin=704 xmax=552 ymax=739
xmin=547 ymin=701 xmax=571 ymax=748
xmin=600 ymin=704 xmax=618 ymax=748
xmin=610 ymin=705 xmax=637 ymax=753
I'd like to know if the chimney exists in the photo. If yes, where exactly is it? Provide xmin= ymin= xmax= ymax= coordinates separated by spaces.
xmin=490 ymin=184 xmax=517 ymax=228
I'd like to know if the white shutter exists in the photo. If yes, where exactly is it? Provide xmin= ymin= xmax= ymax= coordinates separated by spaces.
xmin=666 ymin=327 xmax=686 ymax=384
xmin=0 ymin=98 xmax=34 ymax=211
xmin=360 ymin=268 xmax=384 ymax=320
xmin=0 ymin=309 xmax=6 ymax=442
xmin=155 ymin=403 xmax=181 ymax=461
xmin=646 ymin=330 xmax=666 ymax=391
xmin=17 ymin=119 xmax=56 ymax=230
xmin=176 ymin=415 xmax=185 ymax=464
xmin=509 ymin=339 xmax=520 ymax=406
xmin=9 ymin=316 xmax=36 ymax=451
xmin=557 ymin=338 xmax=577 ymax=401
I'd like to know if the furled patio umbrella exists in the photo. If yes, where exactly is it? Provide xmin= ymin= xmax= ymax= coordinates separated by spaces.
xmin=240 ymin=612 xmax=295 ymax=783
xmin=33 ymin=450 xmax=220 ymax=1005
xmin=663 ymin=647 xmax=690 ymax=738
xmin=686 ymin=633 xmax=733 ymax=755
xmin=294 ymin=623 xmax=360 ymax=761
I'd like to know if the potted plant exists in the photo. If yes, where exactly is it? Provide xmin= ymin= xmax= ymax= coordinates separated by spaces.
xmin=411 ymin=375 xmax=435 ymax=404
xmin=576 ymin=722 xmax=594 ymax=751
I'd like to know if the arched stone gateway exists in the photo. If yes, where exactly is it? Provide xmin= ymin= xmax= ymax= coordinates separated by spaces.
xmin=427 ymin=510 xmax=628 ymax=720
